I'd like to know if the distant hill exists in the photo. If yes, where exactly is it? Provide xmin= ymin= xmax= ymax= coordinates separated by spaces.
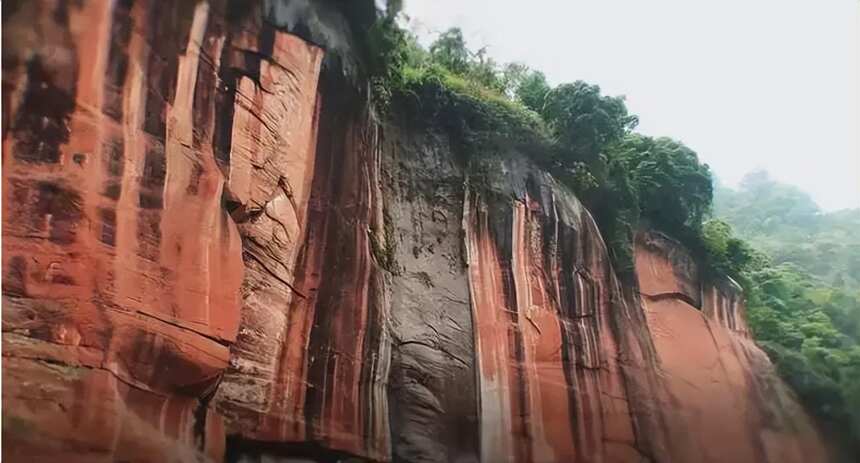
xmin=714 ymin=170 xmax=860 ymax=290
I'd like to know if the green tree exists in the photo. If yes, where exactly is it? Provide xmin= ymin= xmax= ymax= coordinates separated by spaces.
xmin=702 ymin=219 xmax=755 ymax=279
xmin=429 ymin=28 xmax=471 ymax=75
xmin=468 ymin=47 xmax=505 ymax=92
xmin=514 ymin=69 xmax=551 ymax=114
xmin=542 ymin=81 xmax=638 ymax=164
xmin=609 ymin=134 xmax=712 ymax=243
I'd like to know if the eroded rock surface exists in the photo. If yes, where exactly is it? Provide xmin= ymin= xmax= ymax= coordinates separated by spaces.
xmin=3 ymin=1 xmax=244 ymax=460
xmin=635 ymin=231 xmax=829 ymax=463
xmin=2 ymin=1 xmax=834 ymax=462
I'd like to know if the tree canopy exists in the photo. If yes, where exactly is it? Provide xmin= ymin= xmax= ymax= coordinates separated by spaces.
xmin=715 ymin=171 xmax=860 ymax=289
xmin=542 ymin=82 xmax=638 ymax=164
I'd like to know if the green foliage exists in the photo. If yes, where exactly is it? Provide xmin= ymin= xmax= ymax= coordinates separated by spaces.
xmin=578 ymin=133 xmax=715 ymax=272
xmin=762 ymin=342 xmax=850 ymax=424
xmin=513 ymin=69 xmax=552 ymax=113
xmin=366 ymin=6 xmax=409 ymax=110
xmin=715 ymin=170 xmax=860 ymax=289
xmin=842 ymin=351 xmax=860 ymax=441
xmin=734 ymin=240 xmax=860 ymax=447
xmin=610 ymin=135 xmax=712 ymax=239
xmin=392 ymin=63 xmax=552 ymax=159
xmin=543 ymin=82 xmax=639 ymax=164
xmin=702 ymin=219 xmax=756 ymax=281
xmin=381 ymin=28 xmax=552 ymax=159
xmin=429 ymin=28 xmax=471 ymax=75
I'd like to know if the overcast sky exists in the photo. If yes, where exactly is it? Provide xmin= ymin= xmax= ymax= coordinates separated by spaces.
xmin=402 ymin=0 xmax=860 ymax=211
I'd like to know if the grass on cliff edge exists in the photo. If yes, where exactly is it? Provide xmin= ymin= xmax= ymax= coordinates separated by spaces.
xmin=388 ymin=63 xmax=554 ymax=161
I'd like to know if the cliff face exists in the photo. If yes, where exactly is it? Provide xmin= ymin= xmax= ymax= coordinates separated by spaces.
xmin=1 ymin=2 xmax=832 ymax=462
xmin=3 ymin=1 xmax=245 ymax=461
xmin=379 ymin=134 xmax=669 ymax=463
xmin=635 ymin=232 xmax=829 ymax=463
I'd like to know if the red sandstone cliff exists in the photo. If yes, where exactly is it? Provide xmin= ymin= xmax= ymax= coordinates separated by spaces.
xmin=635 ymin=231 xmax=829 ymax=463
xmin=1 ymin=1 xmax=833 ymax=462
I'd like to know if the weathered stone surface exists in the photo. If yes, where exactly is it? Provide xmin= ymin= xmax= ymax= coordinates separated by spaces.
xmin=635 ymin=230 xmax=830 ymax=463
xmin=2 ymin=0 xmax=292 ymax=461
xmin=2 ymin=1 xmax=246 ymax=461
xmin=215 ymin=77 xmax=392 ymax=462
xmin=3 ymin=354 xmax=225 ymax=463
xmin=2 ymin=1 xmax=835 ymax=462
xmin=462 ymin=175 xmax=631 ymax=463
xmin=378 ymin=135 xmax=668 ymax=463
xmin=381 ymin=131 xmax=480 ymax=463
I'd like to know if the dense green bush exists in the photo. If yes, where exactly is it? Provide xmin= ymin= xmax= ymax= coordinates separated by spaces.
xmin=761 ymin=342 xmax=850 ymax=423
xmin=392 ymin=63 xmax=553 ymax=160
xmin=601 ymin=134 xmax=714 ymax=269
xmin=511 ymin=68 xmax=551 ymax=113
xmin=542 ymin=82 xmax=639 ymax=164
xmin=742 ymin=260 xmax=860 ymax=447
xmin=701 ymin=219 xmax=757 ymax=281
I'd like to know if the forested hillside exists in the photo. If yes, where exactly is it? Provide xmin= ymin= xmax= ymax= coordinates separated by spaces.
xmin=715 ymin=171 xmax=860 ymax=289
xmin=712 ymin=172 xmax=860 ymax=450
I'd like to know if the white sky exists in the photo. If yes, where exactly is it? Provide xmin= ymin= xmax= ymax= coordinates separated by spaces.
xmin=403 ymin=0 xmax=860 ymax=211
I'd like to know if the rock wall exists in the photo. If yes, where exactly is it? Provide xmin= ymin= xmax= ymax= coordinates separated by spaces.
xmin=216 ymin=70 xmax=392 ymax=463
xmin=380 ymin=132 xmax=672 ymax=463
xmin=1 ymin=1 xmax=833 ymax=462
xmin=3 ymin=1 xmax=245 ymax=461
xmin=635 ymin=231 xmax=829 ymax=463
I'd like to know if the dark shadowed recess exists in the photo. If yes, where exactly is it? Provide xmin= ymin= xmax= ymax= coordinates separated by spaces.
xmin=226 ymin=436 xmax=369 ymax=463
xmin=261 ymin=0 xmax=377 ymax=85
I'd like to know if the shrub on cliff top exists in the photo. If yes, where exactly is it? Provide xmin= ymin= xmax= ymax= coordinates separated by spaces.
xmin=542 ymin=81 xmax=639 ymax=164
xmin=374 ymin=24 xmax=717 ymax=275
xmin=388 ymin=38 xmax=553 ymax=160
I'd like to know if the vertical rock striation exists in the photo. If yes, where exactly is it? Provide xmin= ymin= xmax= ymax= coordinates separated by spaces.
xmin=1 ymin=1 xmax=835 ymax=462
xmin=3 ymin=1 xmax=244 ymax=460
xmin=216 ymin=73 xmax=391 ymax=462
xmin=380 ymin=137 xmax=669 ymax=463
xmin=461 ymin=164 xmax=641 ymax=463
xmin=635 ymin=231 xmax=830 ymax=463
